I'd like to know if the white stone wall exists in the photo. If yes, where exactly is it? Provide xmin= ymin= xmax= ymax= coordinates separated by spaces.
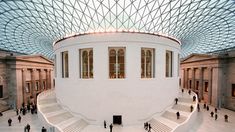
xmin=54 ymin=32 xmax=181 ymax=125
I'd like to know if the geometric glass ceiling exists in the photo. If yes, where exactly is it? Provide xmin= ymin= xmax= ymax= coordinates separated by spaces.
xmin=0 ymin=0 xmax=235 ymax=58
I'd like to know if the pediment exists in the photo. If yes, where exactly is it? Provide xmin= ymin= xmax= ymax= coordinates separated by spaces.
xmin=16 ymin=55 xmax=53 ymax=64
xmin=182 ymin=54 xmax=216 ymax=63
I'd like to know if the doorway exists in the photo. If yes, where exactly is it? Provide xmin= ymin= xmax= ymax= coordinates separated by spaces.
xmin=113 ymin=115 xmax=122 ymax=125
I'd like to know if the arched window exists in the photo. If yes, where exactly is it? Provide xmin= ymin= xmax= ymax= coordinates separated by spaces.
xmin=166 ymin=50 xmax=173 ymax=77
xmin=80 ymin=49 xmax=93 ymax=78
xmin=109 ymin=47 xmax=125 ymax=79
xmin=141 ymin=48 xmax=155 ymax=78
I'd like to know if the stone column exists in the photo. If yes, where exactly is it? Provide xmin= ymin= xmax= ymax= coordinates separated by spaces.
xmin=208 ymin=67 xmax=212 ymax=104
xmin=199 ymin=67 xmax=203 ymax=100
xmin=48 ymin=69 xmax=51 ymax=89
xmin=185 ymin=68 xmax=189 ymax=89
xmin=192 ymin=68 xmax=195 ymax=91
xmin=46 ymin=69 xmax=50 ymax=90
xmin=182 ymin=68 xmax=186 ymax=88
xmin=39 ymin=69 xmax=43 ymax=92
xmin=31 ymin=69 xmax=36 ymax=94
xmin=21 ymin=69 xmax=26 ymax=107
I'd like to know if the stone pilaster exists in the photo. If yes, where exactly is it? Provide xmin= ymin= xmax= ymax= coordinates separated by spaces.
xmin=39 ymin=69 xmax=43 ymax=91
xmin=208 ymin=67 xmax=212 ymax=104
xmin=192 ymin=68 xmax=195 ymax=90
xmin=199 ymin=67 xmax=203 ymax=100
xmin=21 ymin=68 xmax=26 ymax=107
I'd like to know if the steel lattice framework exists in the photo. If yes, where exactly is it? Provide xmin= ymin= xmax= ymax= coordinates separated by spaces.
xmin=0 ymin=0 xmax=235 ymax=58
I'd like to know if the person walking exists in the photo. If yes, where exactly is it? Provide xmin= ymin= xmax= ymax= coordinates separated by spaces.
xmin=206 ymin=105 xmax=209 ymax=111
xmin=203 ymin=103 xmax=206 ymax=109
xmin=197 ymin=104 xmax=200 ymax=112
xmin=109 ymin=124 xmax=113 ymax=132
xmin=193 ymin=96 xmax=196 ymax=102
xmin=215 ymin=114 xmax=218 ymax=120
xmin=145 ymin=122 xmax=149 ymax=130
xmin=8 ymin=118 xmax=12 ymax=126
xmin=176 ymin=112 xmax=180 ymax=119
xmin=190 ymin=105 xmax=194 ymax=112
xmin=175 ymin=98 xmax=178 ymax=105
xmin=16 ymin=108 xmax=19 ymax=115
xmin=210 ymin=111 xmax=214 ymax=117
xmin=215 ymin=108 xmax=217 ymax=113
xmin=104 ymin=120 xmax=106 ymax=128
xmin=148 ymin=123 xmax=152 ymax=132
xmin=18 ymin=115 xmax=22 ymax=123
xmin=224 ymin=115 xmax=228 ymax=122
xmin=188 ymin=90 xmax=191 ymax=95
xmin=26 ymin=124 xmax=30 ymax=132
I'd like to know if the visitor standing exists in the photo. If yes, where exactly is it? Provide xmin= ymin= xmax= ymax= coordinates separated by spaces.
xmin=8 ymin=118 xmax=12 ymax=126
xmin=109 ymin=124 xmax=113 ymax=132
xmin=175 ymin=98 xmax=178 ymax=105
xmin=18 ymin=115 xmax=22 ymax=123
xmin=104 ymin=120 xmax=106 ymax=128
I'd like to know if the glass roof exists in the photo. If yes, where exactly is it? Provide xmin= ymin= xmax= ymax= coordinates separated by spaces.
xmin=0 ymin=0 xmax=235 ymax=58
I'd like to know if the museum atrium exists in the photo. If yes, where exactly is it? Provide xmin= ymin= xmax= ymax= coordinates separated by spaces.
xmin=0 ymin=0 xmax=235 ymax=132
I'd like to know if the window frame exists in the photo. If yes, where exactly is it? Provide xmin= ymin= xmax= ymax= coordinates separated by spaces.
xmin=166 ymin=50 xmax=173 ymax=77
xmin=141 ymin=48 xmax=155 ymax=78
xmin=79 ymin=48 xmax=93 ymax=79
xmin=61 ymin=51 xmax=69 ymax=78
xmin=109 ymin=47 xmax=126 ymax=79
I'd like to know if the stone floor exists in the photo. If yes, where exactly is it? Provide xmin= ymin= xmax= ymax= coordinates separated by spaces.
xmin=0 ymin=104 xmax=235 ymax=132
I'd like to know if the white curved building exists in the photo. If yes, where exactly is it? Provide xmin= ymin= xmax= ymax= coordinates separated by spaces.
xmin=54 ymin=32 xmax=181 ymax=125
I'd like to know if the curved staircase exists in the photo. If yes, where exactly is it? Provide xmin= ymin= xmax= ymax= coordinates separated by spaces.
xmin=148 ymin=89 xmax=198 ymax=132
xmin=37 ymin=90 xmax=88 ymax=132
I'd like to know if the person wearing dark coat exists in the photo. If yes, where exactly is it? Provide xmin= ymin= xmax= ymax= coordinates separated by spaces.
xmin=18 ymin=115 xmax=22 ymax=123
xmin=210 ymin=111 xmax=214 ymax=117
xmin=188 ymin=90 xmax=191 ymax=95
xmin=16 ymin=108 xmax=19 ymax=115
xmin=190 ymin=105 xmax=194 ymax=112
xmin=215 ymin=108 xmax=217 ymax=113
xmin=176 ymin=112 xmax=180 ymax=119
xmin=8 ymin=118 xmax=12 ymax=126
xmin=206 ymin=105 xmax=209 ymax=111
xmin=109 ymin=124 xmax=113 ymax=132
xmin=41 ymin=126 xmax=47 ymax=132
xmin=193 ymin=96 xmax=196 ymax=102
xmin=215 ymin=114 xmax=218 ymax=120
xmin=104 ymin=120 xmax=106 ymax=128
xmin=203 ymin=103 xmax=206 ymax=109
xmin=148 ymin=123 xmax=152 ymax=132
xmin=26 ymin=124 xmax=30 ymax=132
xmin=197 ymin=104 xmax=200 ymax=112
xmin=175 ymin=98 xmax=178 ymax=105
xmin=224 ymin=115 xmax=228 ymax=122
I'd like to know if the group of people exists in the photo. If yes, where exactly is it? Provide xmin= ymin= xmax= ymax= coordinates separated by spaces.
xmin=17 ymin=102 xmax=37 ymax=116
xmin=144 ymin=122 xmax=152 ymax=132
xmin=103 ymin=120 xmax=113 ymax=132
xmin=199 ymin=102 xmax=229 ymax=122
xmin=4 ymin=102 xmax=48 ymax=132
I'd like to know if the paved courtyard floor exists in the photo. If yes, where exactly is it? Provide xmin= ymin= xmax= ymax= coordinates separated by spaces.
xmin=0 ymin=104 xmax=235 ymax=132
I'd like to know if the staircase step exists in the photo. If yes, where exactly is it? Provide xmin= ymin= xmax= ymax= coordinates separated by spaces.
xmin=156 ymin=116 xmax=178 ymax=129
xmin=149 ymin=118 xmax=172 ymax=132
xmin=47 ymin=112 xmax=74 ymax=125
xmin=63 ymin=119 xmax=88 ymax=132
xmin=162 ymin=111 xmax=187 ymax=124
